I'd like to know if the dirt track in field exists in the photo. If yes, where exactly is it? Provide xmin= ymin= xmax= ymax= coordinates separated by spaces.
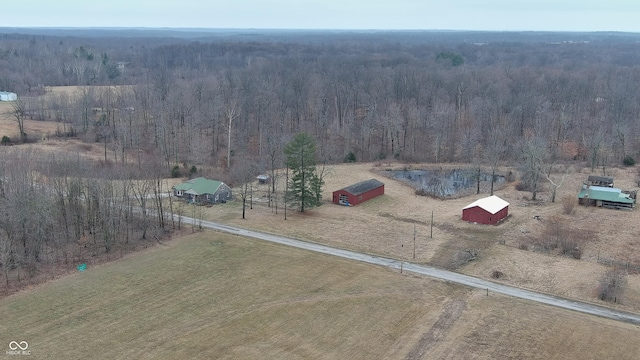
xmin=405 ymin=300 xmax=466 ymax=360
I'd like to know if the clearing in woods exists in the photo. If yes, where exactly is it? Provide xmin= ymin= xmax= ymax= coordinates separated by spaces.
xmin=0 ymin=86 xmax=130 ymax=153
xmin=199 ymin=162 xmax=640 ymax=314
xmin=0 ymin=100 xmax=61 ymax=140
xmin=0 ymin=232 xmax=638 ymax=359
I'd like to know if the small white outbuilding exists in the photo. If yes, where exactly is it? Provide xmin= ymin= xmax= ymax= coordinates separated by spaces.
xmin=0 ymin=91 xmax=17 ymax=102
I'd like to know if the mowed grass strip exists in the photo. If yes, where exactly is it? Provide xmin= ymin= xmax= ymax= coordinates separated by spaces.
xmin=1 ymin=231 xmax=640 ymax=359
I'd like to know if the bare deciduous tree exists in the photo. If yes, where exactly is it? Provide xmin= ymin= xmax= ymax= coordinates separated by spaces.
xmin=231 ymin=161 xmax=257 ymax=220
xmin=225 ymin=102 xmax=239 ymax=169
xmin=11 ymin=99 xmax=27 ymax=142
xmin=541 ymin=163 xmax=569 ymax=203
xmin=518 ymin=134 xmax=547 ymax=201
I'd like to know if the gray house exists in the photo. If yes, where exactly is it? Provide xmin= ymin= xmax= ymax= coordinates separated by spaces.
xmin=173 ymin=177 xmax=232 ymax=204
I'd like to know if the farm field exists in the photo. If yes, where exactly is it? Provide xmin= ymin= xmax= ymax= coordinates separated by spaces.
xmin=0 ymin=85 xmax=132 ymax=142
xmin=1 ymin=232 xmax=639 ymax=359
xmin=0 ymin=100 xmax=60 ymax=141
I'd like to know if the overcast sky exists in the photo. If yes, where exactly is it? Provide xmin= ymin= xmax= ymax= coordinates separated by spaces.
xmin=6 ymin=0 xmax=640 ymax=32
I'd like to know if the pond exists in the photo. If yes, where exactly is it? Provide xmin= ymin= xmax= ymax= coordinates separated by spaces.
xmin=386 ymin=168 xmax=506 ymax=198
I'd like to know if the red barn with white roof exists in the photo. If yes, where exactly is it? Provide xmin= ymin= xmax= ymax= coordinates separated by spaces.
xmin=462 ymin=195 xmax=509 ymax=225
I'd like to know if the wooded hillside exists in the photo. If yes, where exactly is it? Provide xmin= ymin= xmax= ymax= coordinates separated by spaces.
xmin=2 ymin=30 xmax=640 ymax=170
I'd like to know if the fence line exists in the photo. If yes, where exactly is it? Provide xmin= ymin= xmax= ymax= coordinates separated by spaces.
xmin=596 ymin=256 xmax=640 ymax=273
xmin=500 ymin=240 xmax=640 ymax=273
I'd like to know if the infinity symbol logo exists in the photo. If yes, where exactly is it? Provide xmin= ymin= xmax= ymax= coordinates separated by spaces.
xmin=9 ymin=341 xmax=28 ymax=351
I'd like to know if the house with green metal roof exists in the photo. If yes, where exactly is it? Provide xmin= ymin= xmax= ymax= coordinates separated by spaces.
xmin=173 ymin=177 xmax=232 ymax=204
xmin=577 ymin=184 xmax=636 ymax=210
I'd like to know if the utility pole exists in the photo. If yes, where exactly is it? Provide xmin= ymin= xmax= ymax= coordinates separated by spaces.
xmin=284 ymin=167 xmax=288 ymax=220
xmin=191 ymin=203 xmax=196 ymax=233
xmin=430 ymin=210 xmax=434 ymax=239
xmin=413 ymin=223 xmax=416 ymax=260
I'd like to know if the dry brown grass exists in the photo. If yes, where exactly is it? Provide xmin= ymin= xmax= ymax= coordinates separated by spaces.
xmin=0 ymin=85 xmax=135 ymax=140
xmin=195 ymin=162 xmax=640 ymax=312
xmin=1 ymin=232 xmax=638 ymax=359
xmin=0 ymin=101 xmax=63 ymax=140
xmin=3 ymin=104 xmax=640 ymax=314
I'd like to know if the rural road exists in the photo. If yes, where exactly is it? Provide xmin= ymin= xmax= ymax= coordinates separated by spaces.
xmin=178 ymin=214 xmax=640 ymax=326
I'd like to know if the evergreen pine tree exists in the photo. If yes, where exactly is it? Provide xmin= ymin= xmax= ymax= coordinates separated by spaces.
xmin=284 ymin=133 xmax=323 ymax=212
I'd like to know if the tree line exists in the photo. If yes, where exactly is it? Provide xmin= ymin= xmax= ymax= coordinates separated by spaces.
xmin=2 ymin=31 xmax=640 ymax=174
xmin=0 ymin=148 xmax=180 ymax=290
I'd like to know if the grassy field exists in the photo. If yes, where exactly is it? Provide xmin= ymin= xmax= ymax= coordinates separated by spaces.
xmin=190 ymin=162 xmax=640 ymax=313
xmin=0 ymin=85 xmax=133 ymax=141
xmin=0 ymin=96 xmax=58 ymax=140
xmin=1 ymin=231 xmax=639 ymax=359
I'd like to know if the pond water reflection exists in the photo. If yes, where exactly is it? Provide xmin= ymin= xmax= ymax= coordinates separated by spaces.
xmin=387 ymin=168 xmax=506 ymax=198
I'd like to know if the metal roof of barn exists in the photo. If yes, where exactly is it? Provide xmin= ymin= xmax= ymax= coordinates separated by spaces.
xmin=587 ymin=175 xmax=613 ymax=183
xmin=340 ymin=179 xmax=384 ymax=196
xmin=577 ymin=185 xmax=634 ymax=204
xmin=587 ymin=175 xmax=614 ymax=186
xmin=463 ymin=195 xmax=509 ymax=214
xmin=173 ymin=177 xmax=223 ymax=195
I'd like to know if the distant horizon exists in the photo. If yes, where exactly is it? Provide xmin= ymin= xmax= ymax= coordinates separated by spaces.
xmin=1 ymin=26 xmax=638 ymax=34
xmin=9 ymin=1 xmax=640 ymax=33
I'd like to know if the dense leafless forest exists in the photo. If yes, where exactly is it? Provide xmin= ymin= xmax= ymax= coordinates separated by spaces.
xmin=4 ymin=29 xmax=640 ymax=165
xmin=2 ymin=28 xmax=640 ymax=290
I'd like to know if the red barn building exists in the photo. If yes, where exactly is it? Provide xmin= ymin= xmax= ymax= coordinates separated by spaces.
xmin=462 ymin=195 xmax=509 ymax=225
xmin=333 ymin=179 xmax=384 ymax=206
